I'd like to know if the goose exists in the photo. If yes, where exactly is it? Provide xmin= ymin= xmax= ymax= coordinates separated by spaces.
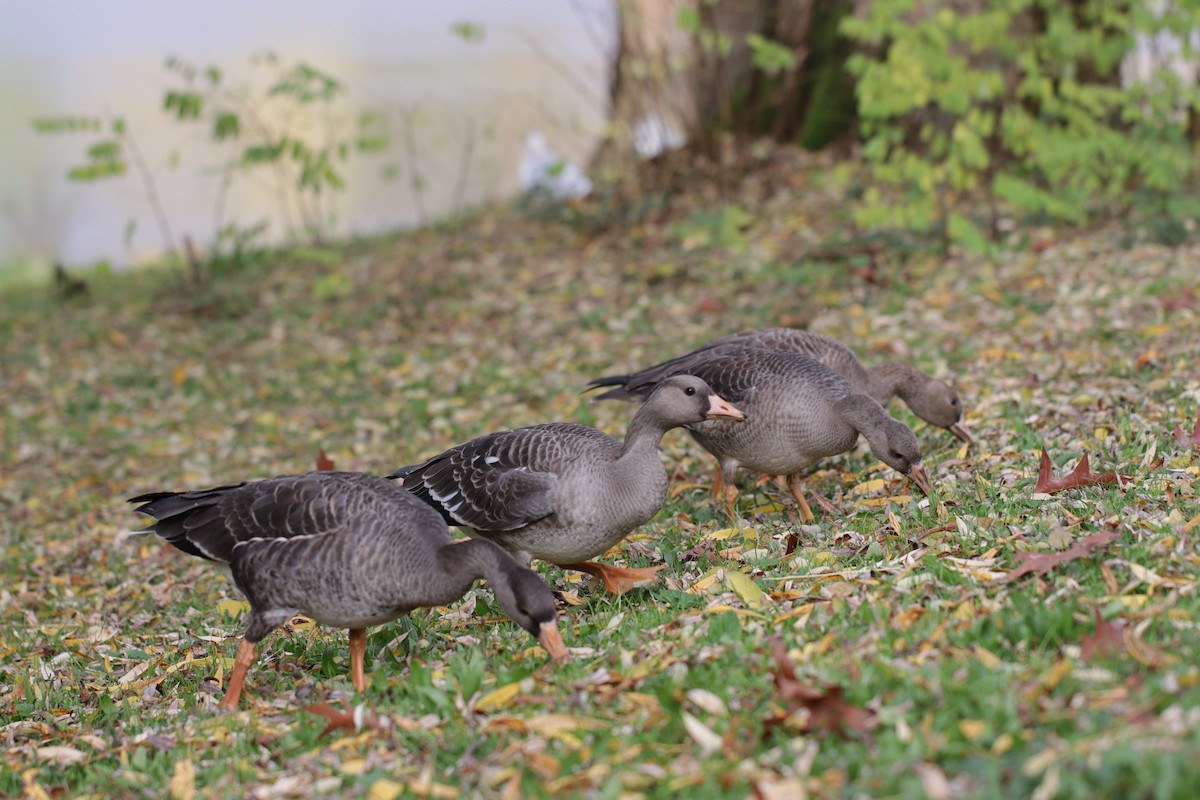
xmin=588 ymin=327 xmax=972 ymax=444
xmin=595 ymin=348 xmax=933 ymax=522
xmin=389 ymin=375 xmax=746 ymax=594
xmin=129 ymin=471 xmax=567 ymax=711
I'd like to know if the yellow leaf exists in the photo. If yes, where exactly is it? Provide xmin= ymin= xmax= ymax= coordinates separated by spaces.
xmin=1183 ymin=512 xmax=1200 ymax=534
xmin=686 ymin=569 xmax=722 ymax=594
xmin=860 ymin=495 xmax=911 ymax=508
xmin=974 ymin=646 xmax=1001 ymax=669
xmin=893 ymin=606 xmax=925 ymax=630
xmin=725 ymin=570 xmax=767 ymax=609
xmin=887 ymin=506 xmax=903 ymax=535
xmin=217 ymin=599 xmax=249 ymax=619
xmin=524 ymin=713 xmax=606 ymax=736
xmin=1041 ymin=659 xmax=1072 ymax=690
xmin=702 ymin=604 xmax=766 ymax=620
xmin=705 ymin=527 xmax=744 ymax=541
xmin=959 ymin=719 xmax=986 ymax=740
xmin=956 ymin=440 xmax=971 ymax=460
xmin=851 ymin=478 xmax=888 ymax=495
xmin=475 ymin=682 xmax=521 ymax=714
xmin=745 ymin=502 xmax=784 ymax=514
xmin=172 ymin=363 xmax=188 ymax=389
xmin=670 ymin=482 xmax=708 ymax=498
xmin=341 ymin=758 xmax=367 ymax=775
xmin=368 ymin=779 xmax=404 ymax=800
xmin=290 ymin=615 xmax=316 ymax=631
xmin=169 ymin=759 xmax=195 ymax=800
xmin=992 ymin=733 xmax=1014 ymax=755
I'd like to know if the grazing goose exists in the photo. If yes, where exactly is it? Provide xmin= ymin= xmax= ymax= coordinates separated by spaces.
xmin=588 ymin=327 xmax=973 ymax=444
xmin=603 ymin=348 xmax=932 ymax=522
xmin=129 ymin=471 xmax=567 ymax=711
xmin=390 ymin=375 xmax=746 ymax=594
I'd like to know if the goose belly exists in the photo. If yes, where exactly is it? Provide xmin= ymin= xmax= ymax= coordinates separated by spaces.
xmin=482 ymin=468 xmax=667 ymax=565
xmin=689 ymin=417 xmax=859 ymax=474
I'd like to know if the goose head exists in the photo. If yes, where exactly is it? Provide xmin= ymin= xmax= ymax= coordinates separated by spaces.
xmin=868 ymin=415 xmax=933 ymax=495
xmin=641 ymin=374 xmax=746 ymax=425
xmin=491 ymin=564 xmax=569 ymax=662
xmin=905 ymin=378 xmax=973 ymax=444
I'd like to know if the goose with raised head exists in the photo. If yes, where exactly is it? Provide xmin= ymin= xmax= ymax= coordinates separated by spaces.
xmin=588 ymin=327 xmax=972 ymax=444
xmin=390 ymin=375 xmax=746 ymax=594
xmin=602 ymin=348 xmax=933 ymax=522
xmin=129 ymin=471 xmax=567 ymax=711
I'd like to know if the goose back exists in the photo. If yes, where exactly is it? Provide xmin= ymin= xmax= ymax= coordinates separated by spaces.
xmin=588 ymin=327 xmax=968 ymax=440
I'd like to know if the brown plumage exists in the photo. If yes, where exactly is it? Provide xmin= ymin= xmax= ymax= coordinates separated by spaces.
xmin=129 ymin=471 xmax=567 ymax=711
xmin=588 ymin=327 xmax=972 ymax=444
xmin=390 ymin=375 xmax=746 ymax=594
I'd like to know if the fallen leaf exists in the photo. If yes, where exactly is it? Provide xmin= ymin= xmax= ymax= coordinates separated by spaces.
xmin=474 ymin=681 xmax=522 ymax=714
xmin=681 ymin=710 xmax=723 ymax=755
xmin=304 ymin=701 xmax=388 ymax=738
xmin=914 ymin=762 xmax=952 ymax=800
xmin=1004 ymin=529 xmax=1120 ymax=583
xmin=1080 ymin=609 xmax=1125 ymax=662
xmin=169 ymin=759 xmax=195 ymax=800
xmin=317 ymin=448 xmax=336 ymax=471
xmin=1173 ymin=414 xmax=1200 ymax=452
xmin=726 ymin=570 xmax=769 ymax=609
xmin=34 ymin=746 xmax=86 ymax=766
xmin=1033 ymin=449 xmax=1127 ymax=494
xmin=766 ymin=637 xmax=875 ymax=745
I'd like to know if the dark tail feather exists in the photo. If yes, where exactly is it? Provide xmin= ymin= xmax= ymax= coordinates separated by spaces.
xmin=585 ymin=374 xmax=649 ymax=402
xmin=128 ymin=486 xmax=242 ymax=562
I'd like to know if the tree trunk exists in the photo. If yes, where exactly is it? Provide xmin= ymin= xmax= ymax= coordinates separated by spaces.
xmin=594 ymin=0 xmax=850 ymax=181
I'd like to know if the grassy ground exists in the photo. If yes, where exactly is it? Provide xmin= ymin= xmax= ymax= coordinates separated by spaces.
xmin=3 ymin=166 xmax=1199 ymax=798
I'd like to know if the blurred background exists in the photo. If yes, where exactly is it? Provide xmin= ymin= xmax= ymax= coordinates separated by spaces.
xmin=2 ymin=0 xmax=1197 ymax=282
xmin=0 ymin=1 xmax=615 ymax=273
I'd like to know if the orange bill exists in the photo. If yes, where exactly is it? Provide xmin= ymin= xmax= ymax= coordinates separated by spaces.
xmin=705 ymin=394 xmax=747 ymax=422
xmin=538 ymin=620 xmax=570 ymax=663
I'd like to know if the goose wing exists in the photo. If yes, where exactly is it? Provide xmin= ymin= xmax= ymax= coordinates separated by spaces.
xmin=392 ymin=423 xmax=615 ymax=532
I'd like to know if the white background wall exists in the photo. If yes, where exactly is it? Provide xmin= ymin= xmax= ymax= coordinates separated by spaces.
xmin=0 ymin=1 xmax=615 ymax=271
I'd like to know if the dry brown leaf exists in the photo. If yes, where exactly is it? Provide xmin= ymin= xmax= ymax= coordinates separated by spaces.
xmin=766 ymin=637 xmax=875 ymax=745
xmin=1033 ymin=449 xmax=1126 ymax=494
xmin=304 ymin=701 xmax=387 ymax=738
xmin=1004 ymin=529 xmax=1121 ymax=583
xmin=1080 ymin=609 xmax=1125 ymax=662
xmin=316 ymin=449 xmax=336 ymax=471
xmin=1173 ymin=414 xmax=1200 ymax=452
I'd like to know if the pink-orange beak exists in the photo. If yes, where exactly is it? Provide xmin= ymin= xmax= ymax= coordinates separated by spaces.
xmin=705 ymin=394 xmax=746 ymax=422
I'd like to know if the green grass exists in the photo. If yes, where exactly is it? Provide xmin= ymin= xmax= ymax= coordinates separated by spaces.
xmin=2 ymin=182 xmax=1199 ymax=798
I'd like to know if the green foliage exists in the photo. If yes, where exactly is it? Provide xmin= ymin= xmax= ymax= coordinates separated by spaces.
xmin=745 ymin=33 xmax=796 ymax=76
xmin=32 ymin=54 xmax=395 ymax=285
xmin=842 ymin=0 xmax=1200 ymax=250
xmin=449 ymin=20 xmax=486 ymax=42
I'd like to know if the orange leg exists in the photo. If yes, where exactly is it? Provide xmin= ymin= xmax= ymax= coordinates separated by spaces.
xmin=786 ymin=473 xmax=816 ymax=524
xmin=348 ymin=628 xmax=367 ymax=693
xmin=559 ymin=561 xmax=664 ymax=594
xmin=220 ymin=638 xmax=258 ymax=712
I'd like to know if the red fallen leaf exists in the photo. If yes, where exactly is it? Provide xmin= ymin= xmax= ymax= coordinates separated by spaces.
xmin=1080 ymin=608 xmax=1125 ymax=662
xmin=766 ymin=637 xmax=875 ymax=745
xmin=316 ymin=449 xmax=335 ymax=471
xmin=303 ymin=701 xmax=387 ymax=738
xmin=1158 ymin=293 xmax=1196 ymax=311
xmin=1033 ymin=449 xmax=1127 ymax=494
xmin=1004 ymin=529 xmax=1120 ymax=583
xmin=1173 ymin=414 xmax=1200 ymax=452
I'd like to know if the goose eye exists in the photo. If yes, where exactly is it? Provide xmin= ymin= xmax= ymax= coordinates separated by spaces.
xmin=684 ymin=386 xmax=696 ymax=396
xmin=950 ymin=398 xmax=959 ymax=406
